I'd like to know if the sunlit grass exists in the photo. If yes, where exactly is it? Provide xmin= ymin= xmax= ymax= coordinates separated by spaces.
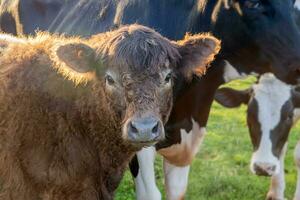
xmin=116 ymin=77 xmax=300 ymax=200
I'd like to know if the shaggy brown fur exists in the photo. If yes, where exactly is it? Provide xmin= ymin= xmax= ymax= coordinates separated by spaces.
xmin=0 ymin=33 xmax=131 ymax=200
xmin=0 ymin=24 xmax=220 ymax=199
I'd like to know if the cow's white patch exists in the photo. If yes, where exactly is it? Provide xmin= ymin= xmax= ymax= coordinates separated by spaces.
xmin=135 ymin=147 xmax=161 ymax=200
xmin=164 ymin=159 xmax=190 ymax=200
xmin=223 ymin=60 xmax=245 ymax=82
xmin=158 ymin=119 xmax=206 ymax=166
xmin=295 ymin=0 xmax=300 ymax=10
xmin=251 ymin=73 xmax=291 ymax=176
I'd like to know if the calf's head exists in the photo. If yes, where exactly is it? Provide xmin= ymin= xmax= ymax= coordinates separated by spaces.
xmin=51 ymin=25 xmax=220 ymax=147
xmin=213 ymin=0 xmax=300 ymax=84
xmin=215 ymin=73 xmax=300 ymax=176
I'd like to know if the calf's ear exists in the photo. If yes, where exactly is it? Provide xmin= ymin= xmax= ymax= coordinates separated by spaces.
xmin=176 ymin=33 xmax=221 ymax=79
xmin=215 ymin=87 xmax=252 ymax=108
xmin=54 ymin=43 xmax=97 ymax=73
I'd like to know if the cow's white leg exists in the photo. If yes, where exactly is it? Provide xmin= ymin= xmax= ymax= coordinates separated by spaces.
xmin=135 ymin=147 xmax=161 ymax=200
xmin=294 ymin=141 xmax=300 ymax=200
xmin=164 ymin=159 xmax=190 ymax=200
xmin=267 ymin=143 xmax=287 ymax=200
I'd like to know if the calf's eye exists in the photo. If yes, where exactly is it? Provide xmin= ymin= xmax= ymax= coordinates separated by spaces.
xmin=105 ymin=75 xmax=115 ymax=86
xmin=164 ymin=73 xmax=172 ymax=84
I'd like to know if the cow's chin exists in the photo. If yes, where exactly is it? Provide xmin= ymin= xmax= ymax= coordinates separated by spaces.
xmin=128 ymin=140 xmax=158 ymax=148
xmin=122 ymin=132 xmax=160 ymax=149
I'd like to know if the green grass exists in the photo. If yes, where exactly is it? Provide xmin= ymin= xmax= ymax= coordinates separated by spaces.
xmin=115 ymin=77 xmax=300 ymax=200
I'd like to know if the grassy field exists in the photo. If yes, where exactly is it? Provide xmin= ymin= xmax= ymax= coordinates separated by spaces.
xmin=115 ymin=77 xmax=300 ymax=200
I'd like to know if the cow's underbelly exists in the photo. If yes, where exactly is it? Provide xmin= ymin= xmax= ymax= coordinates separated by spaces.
xmin=158 ymin=120 xmax=206 ymax=166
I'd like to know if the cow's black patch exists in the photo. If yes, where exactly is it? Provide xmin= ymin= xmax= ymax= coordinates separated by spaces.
xmin=247 ymin=98 xmax=262 ymax=152
xmin=270 ymin=100 xmax=294 ymax=158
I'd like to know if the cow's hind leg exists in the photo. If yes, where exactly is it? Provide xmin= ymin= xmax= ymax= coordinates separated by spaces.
xmin=133 ymin=147 xmax=161 ymax=200
xmin=266 ymin=143 xmax=287 ymax=200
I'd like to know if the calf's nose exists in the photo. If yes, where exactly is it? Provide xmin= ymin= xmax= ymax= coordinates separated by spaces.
xmin=253 ymin=162 xmax=277 ymax=177
xmin=127 ymin=116 xmax=164 ymax=144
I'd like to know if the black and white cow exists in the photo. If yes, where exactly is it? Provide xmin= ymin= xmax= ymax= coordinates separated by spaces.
xmin=215 ymin=73 xmax=300 ymax=200
xmin=2 ymin=0 xmax=300 ymax=199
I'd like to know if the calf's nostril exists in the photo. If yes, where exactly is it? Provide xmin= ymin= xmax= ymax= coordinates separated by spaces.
xmin=126 ymin=117 xmax=164 ymax=142
xmin=152 ymin=122 xmax=159 ymax=134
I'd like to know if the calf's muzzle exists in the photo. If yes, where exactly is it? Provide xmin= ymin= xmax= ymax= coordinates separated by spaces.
xmin=125 ymin=115 xmax=165 ymax=145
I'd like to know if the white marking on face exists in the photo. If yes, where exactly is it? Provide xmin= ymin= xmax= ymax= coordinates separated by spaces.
xmin=250 ymin=73 xmax=292 ymax=176
xmin=223 ymin=60 xmax=249 ymax=82
xmin=295 ymin=0 xmax=300 ymax=10
xmin=158 ymin=119 xmax=206 ymax=166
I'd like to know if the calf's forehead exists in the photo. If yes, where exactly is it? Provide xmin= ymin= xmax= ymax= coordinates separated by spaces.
xmin=99 ymin=25 xmax=180 ymax=75
xmin=106 ymin=66 xmax=170 ymax=82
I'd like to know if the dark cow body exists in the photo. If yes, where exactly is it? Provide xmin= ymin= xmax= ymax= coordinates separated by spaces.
xmin=2 ymin=0 xmax=300 ymax=199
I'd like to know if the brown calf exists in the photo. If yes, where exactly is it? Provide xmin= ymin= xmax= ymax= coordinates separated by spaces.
xmin=0 ymin=24 xmax=220 ymax=199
